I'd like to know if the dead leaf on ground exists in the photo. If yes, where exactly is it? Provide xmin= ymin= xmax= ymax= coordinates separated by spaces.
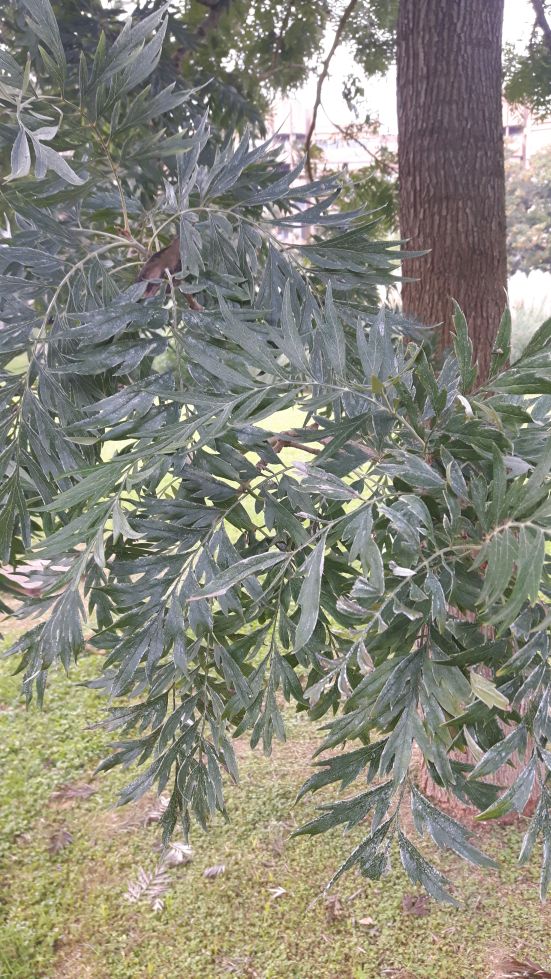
xmin=358 ymin=915 xmax=378 ymax=930
xmin=126 ymin=865 xmax=170 ymax=912
xmin=216 ymin=954 xmax=258 ymax=977
xmin=324 ymin=895 xmax=344 ymax=920
xmin=48 ymin=828 xmax=73 ymax=854
xmin=50 ymin=781 xmax=97 ymax=805
xmin=267 ymin=885 xmax=286 ymax=899
xmin=492 ymin=957 xmax=551 ymax=978
xmin=203 ymin=863 xmax=226 ymax=880
xmin=161 ymin=842 xmax=193 ymax=868
xmin=402 ymin=892 xmax=430 ymax=917
xmin=144 ymin=794 xmax=169 ymax=825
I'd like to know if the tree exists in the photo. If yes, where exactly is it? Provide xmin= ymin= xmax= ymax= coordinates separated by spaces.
xmin=6 ymin=0 xmax=549 ymax=377
xmin=506 ymin=147 xmax=551 ymax=275
xmin=504 ymin=0 xmax=551 ymax=118
xmin=397 ymin=0 xmax=508 ymax=380
xmin=1 ymin=1 xmax=551 ymax=904
xmin=1 ymin=0 xmax=399 ymax=139
xmin=0 ymin=0 xmax=332 ymax=134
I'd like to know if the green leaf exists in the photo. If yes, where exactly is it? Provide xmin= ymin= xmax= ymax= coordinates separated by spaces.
xmin=469 ymin=727 xmax=526 ymax=780
xmin=31 ymin=141 xmax=85 ymax=186
xmin=9 ymin=129 xmax=31 ymax=180
xmin=452 ymin=302 xmax=476 ymax=390
xmin=190 ymin=552 xmax=287 ymax=601
xmin=489 ymin=307 xmax=511 ymax=376
xmin=476 ymin=759 xmax=537 ymax=821
xmin=23 ymin=0 xmax=66 ymax=76
xmin=324 ymin=819 xmax=393 ymax=892
xmin=469 ymin=672 xmax=509 ymax=710
xmin=398 ymin=832 xmax=457 ymax=905
xmin=411 ymin=788 xmax=497 ymax=868
xmin=294 ymin=782 xmax=393 ymax=837
xmin=295 ymin=534 xmax=327 ymax=650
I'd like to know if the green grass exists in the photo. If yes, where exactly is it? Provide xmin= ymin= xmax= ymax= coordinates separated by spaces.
xmin=0 ymin=652 xmax=550 ymax=979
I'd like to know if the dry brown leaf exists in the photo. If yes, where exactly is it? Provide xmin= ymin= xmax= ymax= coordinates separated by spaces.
xmin=493 ymin=958 xmax=551 ymax=978
xmin=324 ymin=895 xmax=344 ymax=921
xmin=126 ymin=865 xmax=170 ymax=911
xmin=402 ymin=892 xmax=430 ymax=917
xmin=161 ymin=842 xmax=193 ymax=868
xmin=358 ymin=915 xmax=377 ymax=928
xmin=48 ymin=828 xmax=73 ymax=854
xmin=203 ymin=863 xmax=226 ymax=880
xmin=267 ymin=885 xmax=286 ymax=899
xmin=50 ymin=781 xmax=97 ymax=804
xmin=216 ymin=954 xmax=258 ymax=977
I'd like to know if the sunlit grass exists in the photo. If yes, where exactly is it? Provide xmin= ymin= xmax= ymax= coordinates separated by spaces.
xmin=0 ymin=648 xmax=549 ymax=979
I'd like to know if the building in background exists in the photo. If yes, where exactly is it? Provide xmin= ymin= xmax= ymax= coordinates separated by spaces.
xmin=503 ymin=103 xmax=551 ymax=165
xmin=267 ymin=95 xmax=551 ymax=174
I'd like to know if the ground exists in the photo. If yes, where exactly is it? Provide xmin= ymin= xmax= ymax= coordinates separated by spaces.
xmin=0 ymin=649 xmax=550 ymax=979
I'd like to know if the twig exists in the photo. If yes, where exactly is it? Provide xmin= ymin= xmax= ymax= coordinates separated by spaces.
xmin=268 ymin=432 xmax=320 ymax=455
xmin=269 ymin=0 xmax=294 ymax=74
xmin=324 ymin=115 xmax=398 ymax=174
xmin=305 ymin=0 xmax=361 ymax=181
xmin=266 ymin=428 xmax=378 ymax=461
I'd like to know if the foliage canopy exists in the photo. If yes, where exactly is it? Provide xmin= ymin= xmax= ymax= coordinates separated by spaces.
xmin=1 ymin=1 xmax=550 ymax=904
xmin=507 ymin=147 xmax=551 ymax=275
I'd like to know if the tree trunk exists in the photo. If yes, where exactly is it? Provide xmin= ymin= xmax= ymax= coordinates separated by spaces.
xmin=397 ymin=0 xmax=507 ymax=380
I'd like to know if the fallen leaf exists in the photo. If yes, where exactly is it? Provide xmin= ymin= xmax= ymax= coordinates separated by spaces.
xmin=161 ymin=842 xmax=193 ymax=868
xmin=494 ymin=957 xmax=551 ymax=978
xmin=145 ymin=794 xmax=170 ymax=825
xmin=203 ymin=863 xmax=225 ymax=879
xmin=358 ymin=916 xmax=377 ymax=927
xmin=324 ymin=895 xmax=343 ymax=920
xmin=126 ymin=865 xmax=170 ymax=910
xmin=402 ymin=893 xmax=430 ymax=917
xmin=50 ymin=781 xmax=97 ymax=804
xmin=48 ymin=828 xmax=73 ymax=854
xmin=215 ymin=954 xmax=258 ymax=977
xmin=267 ymin=885 xmax=286 ymax=899
xmin=14 ymin=832 xmax=32 ymax=846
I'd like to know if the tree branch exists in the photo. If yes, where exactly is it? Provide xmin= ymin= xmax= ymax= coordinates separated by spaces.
xmin=305 ymin=0 xmax=360 ymax=182
xmin=324 ymin=115 xmax=398 ymax=174
xmin=270 ymin=0 xmax=294 ymax=73
xmin=531 ymin=0 xmax=551 ymax=55
xmin=175 ymin=0 xmax=233 ymax=70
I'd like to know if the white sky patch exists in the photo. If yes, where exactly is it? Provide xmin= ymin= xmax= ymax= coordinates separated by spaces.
xmin=101 ymin=0 xmax=538 ymax=134
xmin=274 ymin=0 xmax=538 ymax=135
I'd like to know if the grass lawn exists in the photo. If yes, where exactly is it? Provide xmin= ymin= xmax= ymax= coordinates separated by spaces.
xmin=0 ymin=650 xmax=550 ymax=979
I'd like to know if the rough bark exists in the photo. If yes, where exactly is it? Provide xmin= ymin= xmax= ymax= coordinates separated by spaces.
xmin=397 ymin=0 xmax=507 ymax=380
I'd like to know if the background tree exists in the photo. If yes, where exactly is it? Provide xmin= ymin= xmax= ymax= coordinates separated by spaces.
xmin=504 ymin=0 xmax=551 ymax=118
xmin=506 ymin=146 xmax=551 ymax=274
